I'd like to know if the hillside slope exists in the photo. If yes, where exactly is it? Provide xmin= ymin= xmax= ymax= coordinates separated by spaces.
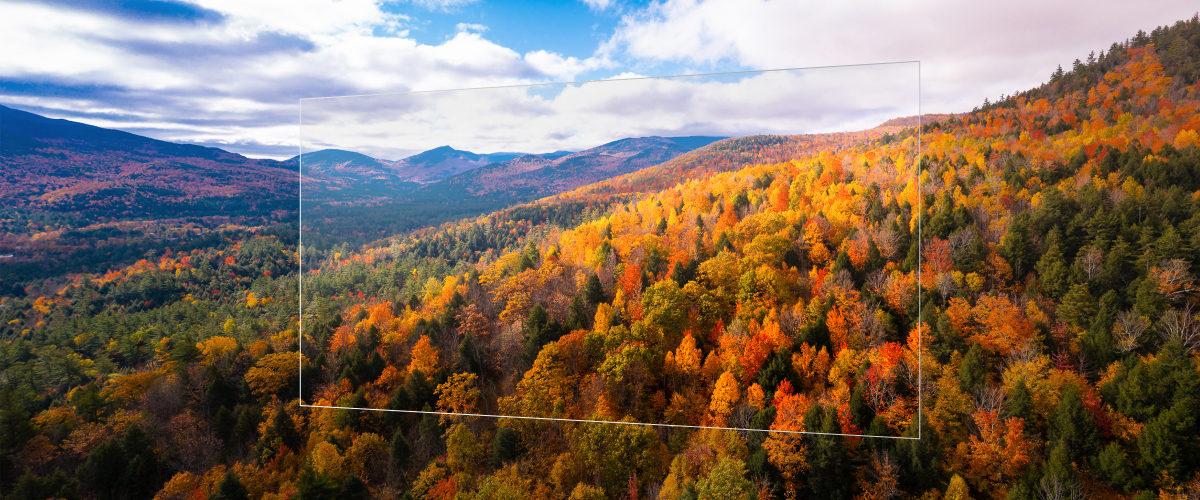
xmin=0 ymin=104 xmax=297 ymax=218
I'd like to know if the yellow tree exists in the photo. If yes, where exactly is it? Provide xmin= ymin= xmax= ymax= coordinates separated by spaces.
xmin=436 ymin=372 xmax=480 ymax=423
xmin=245 ymin=353 xmax=304 ymax=399
xmin=709 ymin=371 xmax=740 ymax=424
xmin=673 ymin=334 xmax=703 ymax=376
xmin=408 ymin=335 xmax=439 ymax=382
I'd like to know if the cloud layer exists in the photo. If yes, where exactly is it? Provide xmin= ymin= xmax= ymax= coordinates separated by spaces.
xmin=1 ymin=0 xmax=613 ymax=158
xmin=600 ymin=0 xmax=1199 ymax=114
xmin=1 ymin=0 xmax=1196 ymax=159
xmin=301 ymin=64 xmax=919 ymax=160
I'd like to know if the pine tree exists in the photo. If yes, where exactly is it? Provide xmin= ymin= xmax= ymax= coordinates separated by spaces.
xmin=585 ymin=274 xmax=606 ymax=304
xmin=895 ymin=410 xmax=940 ymax=492
xmin=296 ymin=467 xmax=338 ymax=500
xmin=458 ymin=333 xmax=480 ymax=374
xmin=210 ymin=470 xmax=250 ymax=500
xmin=1049 ymin=384 xmax=1099 ymax=461
xmin=389 ymin=428 xmax=411 ymax=475
xmin=566 ymin=295 xmax=589 ymax=331
xmin=1001 ymin=213 xmax=1034 ymax=277
xmin=1093 ymin=442 xmax=1142 ymax=493
xmin=1132 ymin=277 xmax=1167 ymax=321
xmin=492 ymin=427 xmax=520 ymax=469
xmin=336 ymin=474 xmax=368 ymax=500
xmin=849 ymin=383 xmax=874 ymax=430
xmin=804 ymin=405 xmax=850 ymax=499
xmin=959 ymin=343 xmax=987 ymax=394
xmin=1081 ymin=290 xmax=1118 ymax=367
xmin=1058 ymin=283 xmax=1097 ymax=331
xmin=1035 ymin=227 xmax=1070 ymax=298
xmin=1138 ymin=397 xmax=1198 ymax=483
xmin=1007 ymin=380 xmax=1037 ymax=438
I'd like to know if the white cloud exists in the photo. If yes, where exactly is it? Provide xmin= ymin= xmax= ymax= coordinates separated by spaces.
xmin=455 ymin=22 xmax=487 ymax=33
xmin=581 ymin=0 xmax=614 ymax=11
xmin=405 ymin=0 xmax=480 ymax=11
xmin=524 ymin=50 xmax=616 ymax=82
xmin=299 ymin=64 xmax=919 ymax=161
xmin=5 ymin=0 xmax=1199 ymax=160
xmin=601 ymin=0 xmax=1200 ymax=113
xmin=0 ymin=0 xmax=602 ymax=159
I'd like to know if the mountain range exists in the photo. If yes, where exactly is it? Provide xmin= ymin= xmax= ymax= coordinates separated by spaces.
xmin=288 ymin=136 xmax=726 ymax=203
xmin=0 ymin=102 xmax=730 ymax=219
xmin=0 ymin=104 xmax=298 ymax=218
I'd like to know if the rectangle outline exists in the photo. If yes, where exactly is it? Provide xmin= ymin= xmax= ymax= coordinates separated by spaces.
xmin=295 ymin=61 xmax=924 ymax=439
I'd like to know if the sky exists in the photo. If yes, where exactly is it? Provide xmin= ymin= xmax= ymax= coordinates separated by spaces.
xmin=1 ymin=0 xmax=1197 ymax=160
xmin=301 ymin=64 xmax=920 ymax=160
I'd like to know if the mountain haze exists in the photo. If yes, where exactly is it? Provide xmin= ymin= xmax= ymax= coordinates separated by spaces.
xmin=419 ymin=135 xmax=727 ymax=200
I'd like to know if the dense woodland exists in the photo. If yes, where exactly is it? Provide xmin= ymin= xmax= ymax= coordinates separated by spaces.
xmin=5 ymin=15 xmax=1200 ymax=500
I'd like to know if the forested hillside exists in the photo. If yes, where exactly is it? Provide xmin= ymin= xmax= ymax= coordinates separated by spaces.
xmin=4 ymin=15 xmax=1200 ymax=500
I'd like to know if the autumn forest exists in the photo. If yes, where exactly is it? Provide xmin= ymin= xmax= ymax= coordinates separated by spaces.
xmin=5 ymin=15 xmax=1200 ymax=500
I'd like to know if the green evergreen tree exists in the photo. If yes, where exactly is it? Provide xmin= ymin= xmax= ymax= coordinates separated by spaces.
xmin=866 ymin=239 xmax=885 ymax=272
xmin=405 ymin=369 xmax=435 ymax=411
xmin=122 ymin=425 xmax=160 ymax=500
xmin=1035 ymin=227 xmax=1070 ymax=298
xmin=1040 ymin=440 xmax=1078 ymax=494
xmin=1001 ymin=212 xmax=1034 ymax=277
xmin=259 ymin=406 xmax=302 ymax=460
xmin=80 ymin=425 xmax=161 ymax=500
xmin=1007 ymin=380 xmax=1038 ymax=438
xmin=1058 ymin=283 xmax=1097 ymax=331
xmin=849 ymin=383 xmax=874 ymax=430
xmin=931 ymin=312 xmax=966 ymax=365
xmin=1093 ymin=442 xmax=1142 ymax=493
xmin=1132 ymin=277 xmax=1167 ymax=321
xmin=169 ymin=332 xmax=200 ymax=364
xmin=1004 ymin=481 xmax=1034 ymax=500
xmin=1154 ymin=225 xmax=1185 ymax=262
xmin=492 ymin=427 xmax=520 ymax=468
xmin=81 ymin=439 xmax=123 ymax=500
xmin=0 ymin=384 xmax=36 ymax=483
xmin=418 ymin=403 xmax=443 ymax=453
xmin=1138 ymin=397 xmax=1198 ymax=484
xmin=959 ymin=343 xmax=987 ymax=395
xmin=895 ymin=410 xmax=940 ymax=492
xmin=1081 ymin=290 xmax=1119 ymax=368
xmin=585 ymin=274 xmax=606 ymax=304
xmin=232 ymin=404 xmax=260 ymax=445
xmin=522 ymin=305 xmax=565 ymax=367
xmin=6 ymin=470 xmax=78 ymax=500
xmin=210 ymin=470 xmax=250 ymax=500
xmin=803 ymin=405 xmax=850 ymax=499
xmin=336 ymin=474 xmax=368 ymax=500
xmin=566 ymin=295 xmax=589 ymax=332
xmin=389 ymin=428 xmax=411 ymax=475
xmin=296 ymin=467 xmax=338 ymax=500
xmin=336 ymin=390 xmax=369 ymax=432
xmin=1049 ymin=384 xmax=1099 ymax=461
xmin=458 ymin=333 xmax=480 ymax=374
xmin=955 ymin=233 xmax=986 ymax=275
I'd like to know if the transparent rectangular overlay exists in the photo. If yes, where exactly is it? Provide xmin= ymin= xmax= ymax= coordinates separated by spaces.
xmin=299 ymin=63 xmax=923 ymax=438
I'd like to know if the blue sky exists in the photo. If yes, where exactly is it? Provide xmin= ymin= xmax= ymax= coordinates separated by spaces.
xmin=1 ymin=0 xmax=1197 ymax=159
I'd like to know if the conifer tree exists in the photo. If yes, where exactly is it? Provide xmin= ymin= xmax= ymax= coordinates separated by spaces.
xmin=804 ymin=405 xmax=850 ymax=499
xmin=1036 ymin=227 xmax=1070 ymax=298
xmin=1050 ymin=384 xmax=1099 ymax=461
xmin=210 ymin=470 xmax=249 ymax=500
